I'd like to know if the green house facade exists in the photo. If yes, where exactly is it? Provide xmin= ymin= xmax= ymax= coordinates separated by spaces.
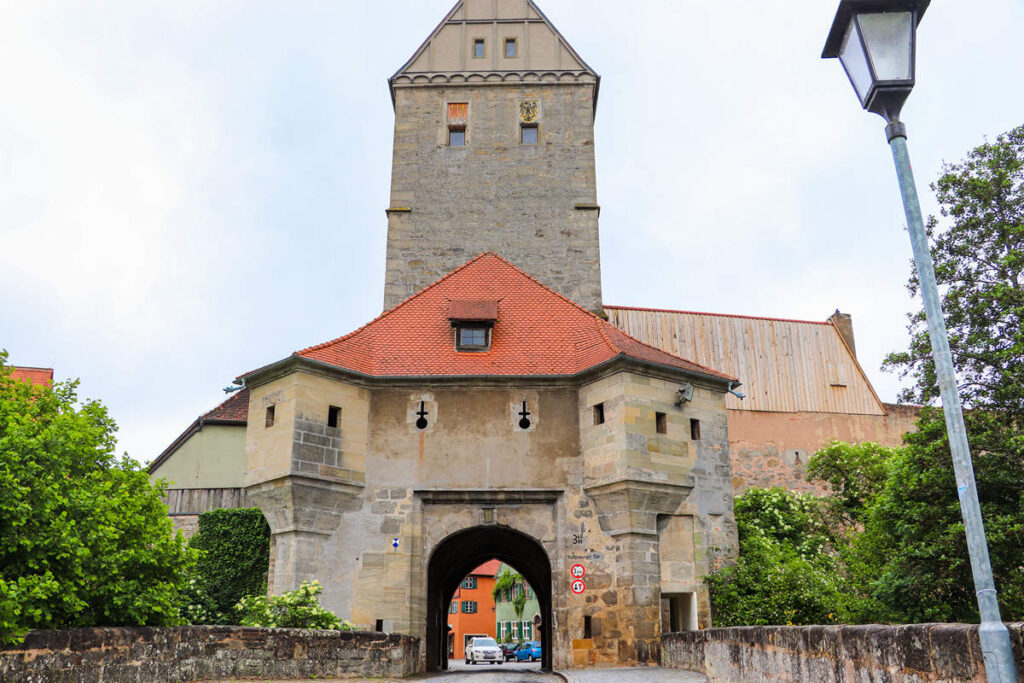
xmin=494 ymin=563 xmax=541 ymax=643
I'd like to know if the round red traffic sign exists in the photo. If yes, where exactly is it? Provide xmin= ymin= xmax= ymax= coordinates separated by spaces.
xmin=570 ymin=579 xmax=586 ymax=594
xmin=570 ymin=563 xmax=586 ymax=579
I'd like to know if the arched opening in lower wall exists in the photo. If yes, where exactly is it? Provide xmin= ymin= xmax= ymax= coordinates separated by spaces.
xmin=426 ymin=526 xmax=552 ymax=672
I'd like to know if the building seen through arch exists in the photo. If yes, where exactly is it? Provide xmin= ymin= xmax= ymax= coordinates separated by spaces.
xmin=149 ymin=0 xmax=919 ymax=673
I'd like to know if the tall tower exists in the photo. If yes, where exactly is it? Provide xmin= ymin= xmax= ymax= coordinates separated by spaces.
xmin=384 ymin=0 xmax=603 ymax=312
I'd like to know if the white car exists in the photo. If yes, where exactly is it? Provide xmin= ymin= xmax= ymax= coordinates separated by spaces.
xmin=465 ymin=636 xmax=504 ymax=665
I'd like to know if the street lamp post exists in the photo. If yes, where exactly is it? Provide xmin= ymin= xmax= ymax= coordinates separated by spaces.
xmin=823 ymin=1 xmax=1018 ymax=680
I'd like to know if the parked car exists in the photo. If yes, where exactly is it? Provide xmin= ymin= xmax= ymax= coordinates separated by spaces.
xmin=500 ymin=643 xmax=519 ymax=661
xmin=465 ymin=636 xmax=503 ymax=665
xmin=514 ymin=640 xmax=542 ymax=662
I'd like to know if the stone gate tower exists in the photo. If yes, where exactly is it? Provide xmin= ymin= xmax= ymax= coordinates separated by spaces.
xmin=384 ymin=0 xmax=603 ymax=312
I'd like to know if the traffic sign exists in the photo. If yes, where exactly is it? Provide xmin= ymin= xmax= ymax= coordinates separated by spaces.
xmin=570 ymin=579 xmax=586 ymax=594
xmin=570 ymin=563 xmax=586 ymax=579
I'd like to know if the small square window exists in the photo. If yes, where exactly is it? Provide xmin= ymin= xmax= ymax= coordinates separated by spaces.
xmin=656 ymin=412 xmax=667 ymax=435
xmin=593 ymin=403 xmax=605 ymax=425
xmin=265 ymin=405 xmax=275 ymax=428
xmin=449 ymin=128 xmax=466 ymax=147
xmin=473 ymin=38 xmax=485 ymax=59
xmin=456 ymin=326 xmax=490 ymax=351
xmin=521 ymin=125 xmax=538 ymax=145
xmin=690 ymin=418 xmax=701 ymax=441
xmin=505 ymin=38 xmax=517 ymax=58
xmin=328 ymin=405 xmax=341 ymax=429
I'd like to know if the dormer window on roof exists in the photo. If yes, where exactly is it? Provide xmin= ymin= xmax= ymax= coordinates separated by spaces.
xmin=449 ymin=299 xmax=498 ymax=352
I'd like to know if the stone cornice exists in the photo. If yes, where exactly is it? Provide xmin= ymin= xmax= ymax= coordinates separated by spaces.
xmin=390 ymin=70 xmax=598 ymax=88
xmin=415 ymin=489 xmax=563 ymax=505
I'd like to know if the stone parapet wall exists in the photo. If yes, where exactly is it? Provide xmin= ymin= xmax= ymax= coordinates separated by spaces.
xmin=663 ymin=624 xmax=1024 ymax=682
xmin=0 ymin=626 xmax=418 ymax=682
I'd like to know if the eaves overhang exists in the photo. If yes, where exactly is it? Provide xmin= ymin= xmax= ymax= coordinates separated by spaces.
xmin=239 ymin=352 xmax=738 ymax=394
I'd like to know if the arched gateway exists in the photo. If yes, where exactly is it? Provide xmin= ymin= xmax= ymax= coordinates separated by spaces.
xmin=242 ymin=254 xmax=738 ymax=671
xmin=427 ymin=527 xmax=552 ymax=671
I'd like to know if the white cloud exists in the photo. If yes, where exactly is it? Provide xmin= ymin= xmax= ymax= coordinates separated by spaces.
xmin=1 ymin=0 xmax=1021 ymax=462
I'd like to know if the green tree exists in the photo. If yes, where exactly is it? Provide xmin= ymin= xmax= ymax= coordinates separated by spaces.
xmin=0 ymin=353 xmax=194 ymax=642
xmin=883 ymin=124 xmax=1024 ymax=418
xmin=705 ymin=488 xmax=864 ymax=626
xmin=855 ymin=409 xmax=1024 ymax=623
xmin=806 ymin=441 xmax=896 ymax=530
xmin=180 ymin=508 xmax=270 ymax=625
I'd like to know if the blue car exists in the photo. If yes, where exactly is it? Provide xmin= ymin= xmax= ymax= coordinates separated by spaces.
xmin=515 ymin=641 xmax=542 ymax=662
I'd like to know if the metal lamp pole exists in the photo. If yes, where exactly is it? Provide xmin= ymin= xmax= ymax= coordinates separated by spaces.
xmin=822 ymin=1 xmax=1018 ymax=679
xmin=886 ymin=120 xmax=1017 ymax=683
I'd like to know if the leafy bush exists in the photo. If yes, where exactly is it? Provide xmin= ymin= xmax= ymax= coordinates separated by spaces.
xmin=236 ymin=580 xmax=352 ymax=630
xmin=181 ymin=508 xmax=270 ymax=624
xmin=705 ymin=488 xmax=864 ymax=626
xmin=0 ymin=353 xmax=194 ymax=643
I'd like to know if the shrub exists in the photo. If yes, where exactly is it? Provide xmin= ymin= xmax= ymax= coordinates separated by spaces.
xmin=236 ymin=580 xmax=352 ymax=630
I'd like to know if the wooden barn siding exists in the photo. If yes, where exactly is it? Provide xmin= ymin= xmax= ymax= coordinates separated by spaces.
xmin=606 ymin=308 xmax=884 ymax=415
xmin=164 ymin=488 xmax=250 ymax=515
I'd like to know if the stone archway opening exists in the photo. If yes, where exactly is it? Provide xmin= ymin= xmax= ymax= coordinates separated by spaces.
xmin=426 ymin=526 xmax=553 ymax=672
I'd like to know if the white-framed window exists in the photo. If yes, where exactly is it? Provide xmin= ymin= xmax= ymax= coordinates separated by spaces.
xmin=462 ymin=601 xmax=478 ymax=614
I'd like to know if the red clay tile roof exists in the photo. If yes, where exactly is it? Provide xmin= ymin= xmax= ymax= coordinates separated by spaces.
xmin=201 ymin=388 xmax=249 ymax=424
xmin=10 ymin=367 xmax=54 ymax=387
xmin=295 ymin=253 xmax=734 ymax=382
xmin=448 ymin=299 xmax=499 ymax=321
xmin=471 ymin=559 xmax=502 ymax=577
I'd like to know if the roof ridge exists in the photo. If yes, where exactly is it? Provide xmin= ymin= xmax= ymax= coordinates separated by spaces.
xmin=605 ymin=304 xmax=831 ymax=326
xmin=297 ymin=251 xmax=497 ymax=356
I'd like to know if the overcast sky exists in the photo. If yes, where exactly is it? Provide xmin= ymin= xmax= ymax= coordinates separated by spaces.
xmin=2 ymin=1 xmax=1022 ymax=464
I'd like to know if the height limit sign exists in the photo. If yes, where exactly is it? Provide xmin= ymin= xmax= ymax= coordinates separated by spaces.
xmin=570 ymin=564 xmax=586 ymax=594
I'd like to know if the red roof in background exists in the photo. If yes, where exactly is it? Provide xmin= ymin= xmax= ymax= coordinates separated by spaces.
xmin=471 ymin=560 xmax=502 ymax=577
xmin=294 ymin=253 xmax=734 ymax=382
xmin=201 ymin=388 xmax=249 ymax=423
xmin=10 ymin=367 xmax=53 ymax=387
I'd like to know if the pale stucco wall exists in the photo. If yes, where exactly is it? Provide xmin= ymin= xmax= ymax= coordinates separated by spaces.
xmin=150 ymin=424 xmax=246 ymax=489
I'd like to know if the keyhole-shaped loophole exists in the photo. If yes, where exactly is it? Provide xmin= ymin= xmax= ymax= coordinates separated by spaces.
xmin=518 ymin=401 xmax=532 ymax=430
xmin=416 ymin=401 xmax=429 ymax=430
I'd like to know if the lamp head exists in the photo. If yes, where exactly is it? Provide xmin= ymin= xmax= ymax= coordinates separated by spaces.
xmin=822 ymin=0 xmax=930 ymax=122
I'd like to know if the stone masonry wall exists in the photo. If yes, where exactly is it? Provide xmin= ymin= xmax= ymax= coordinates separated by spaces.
xmin=384 ymin=82 xmax=602 ymax=311
xmin=728 ymin=405 xmax=921 ymax=495
xmin=662 ymin=624 xmax=1024 ymax=682
xmin=0 ymin=626 xmax=419 ymax=682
